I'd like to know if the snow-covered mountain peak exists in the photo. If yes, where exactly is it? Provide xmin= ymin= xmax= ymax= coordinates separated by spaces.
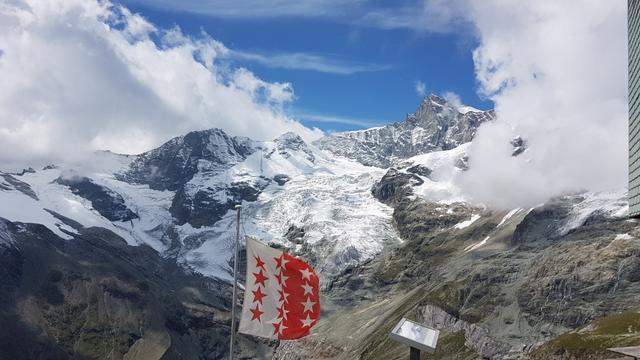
xmin=270 ymin=131 xmax=315 ymax=163
xmin=315 ymin=96 xmax=495 ymax=168
xmin=273 ymin=131 xmax=305 ymax=146
xmin=117 ymin=128 xmax=256 ymax=191
xmin=420 ymin=94 xmax=482 ymax=115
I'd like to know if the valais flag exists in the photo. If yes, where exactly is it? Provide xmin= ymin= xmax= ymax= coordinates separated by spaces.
xmin=238 ymin=237 xmax=320 ymax=340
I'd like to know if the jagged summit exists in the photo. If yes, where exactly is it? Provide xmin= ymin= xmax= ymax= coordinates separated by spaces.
xmin=117 ymin=128 xmax=256 ymax=191
xmin=315 ymin=94 xmax=495 ymax=168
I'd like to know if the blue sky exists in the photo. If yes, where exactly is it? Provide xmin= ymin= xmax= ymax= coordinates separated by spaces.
xmin=119 ymin=0 xmax=492 ymax=132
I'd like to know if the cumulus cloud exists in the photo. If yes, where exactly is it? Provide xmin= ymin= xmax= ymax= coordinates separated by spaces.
xmin=415 ymin=80 xmax=426 ymax=97
xmin=0 ymin=0 xmax=322 ymax=168
xmin=454 ymin=1 xmax=628 ymax=208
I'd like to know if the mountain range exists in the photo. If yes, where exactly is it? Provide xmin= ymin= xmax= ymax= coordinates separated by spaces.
xmin=0 ymin=94 xmax=635 ymax=360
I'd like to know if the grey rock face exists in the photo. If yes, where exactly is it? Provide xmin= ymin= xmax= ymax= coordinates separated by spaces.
xmin=115 ymin=127 xmax=271 ymax=228
xmin=421 ymin=304 xmax=513 ymax=359
xmin=455 ymin=155 xmax=470 ymax=171
xmin=511 ymin=197 xmax=579 ymax=246
xmin=315 ymin=94 xmax=494 ymax=167
xmin=273 ymin=174 xmax=291 ymax=186
xmin=284 ymin=225 xmax=305 ymax=244
xmin=511 ymin=136 xmax=527 ymax=157
xmin=0 ymin=172 xmax=38 ymax=200
xmin=170 ymin=177 xmax=271 ymax=228
xmin=405 ymin=164 xmax=432 ymax=178
xmin=371 ymin=168 xmax=423 ymax=206
xmin=516 ymin=222 xmax=640 ymax=330
xmin=55 ymin=176 xmax=138 ymax=222
xmin=118 ymin=128 xmax=256 ymax=191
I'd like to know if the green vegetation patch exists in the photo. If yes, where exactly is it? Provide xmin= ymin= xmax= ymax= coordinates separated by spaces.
xmin=531 ymin=311 xmax=640 ymax=359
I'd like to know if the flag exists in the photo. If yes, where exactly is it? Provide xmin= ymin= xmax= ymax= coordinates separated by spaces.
xmin=238 ymin=237 xmax=320 ymax=340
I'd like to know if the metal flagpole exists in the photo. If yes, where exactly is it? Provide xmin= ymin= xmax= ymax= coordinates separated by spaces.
xmin=229 ymin=205 xmax=242 ymax=359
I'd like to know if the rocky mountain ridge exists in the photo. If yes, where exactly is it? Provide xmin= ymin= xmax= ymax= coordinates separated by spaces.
xmin=315 ymin=94 xmax=494 ymax=168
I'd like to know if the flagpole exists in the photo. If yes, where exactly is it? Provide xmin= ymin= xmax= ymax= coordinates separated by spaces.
xmin=229 ymin=205 xmax=241 ymax=360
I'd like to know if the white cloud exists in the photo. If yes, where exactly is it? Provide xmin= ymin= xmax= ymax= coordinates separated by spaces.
xmin=441 ymin=91 xmax=462 ymax=109
xmin=296 ymin=113 xmax=384 ymax=127
xmin=0 ymin=0 xmax=322 ymax=168
xmin=359 ymin=0 xmax=469 ymax=33
xmin=123 ymin=0 xmax=467 ymax=33
xmin=453 ymin=1 xmax=628 ymax=208
xmin=124 ymin=0 xmax=353 ymax=19
xmin=231 ymin=50 xmax=390 ymax=75
xmin=415 ymin=80 xmax=426 ymax=97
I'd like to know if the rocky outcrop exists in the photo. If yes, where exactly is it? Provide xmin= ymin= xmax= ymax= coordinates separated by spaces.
xmin=511 ymin=136 xmax=527 ymax=157
xmin=170 ymin=177 xmax=271 ymax=228
xmin=273 ymin=174 xmax=291 ymax=186
xmin=0 ymin=172 xmax=38 ymax=200
xmin=455 ymin=155 xmax=470 ymax=171
xmin=421 ymin=305 xmax=513 ymax=359
xmin=55 ymin=176 xmax=138 ymax=222
xmin=371 ymin=168 xmax=423 ymax=206
xmin=405 ymin=164 xmax=432 ymax=178
xmin=511 ymin=197 xmax=579 ymax=246
xmin=284 ymin=225 xmax=305 ymax=244
xmin=517 ymin=226 xmax=640 ymax=329
xmin=316 ymin=94 xmax=494 ymax=167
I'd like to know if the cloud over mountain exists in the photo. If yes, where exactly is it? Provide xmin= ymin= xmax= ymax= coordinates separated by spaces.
xmin=0 ymin=0 xmax=321 ymax=168
xmin=454 ymin=1 xmax=628 ymax=208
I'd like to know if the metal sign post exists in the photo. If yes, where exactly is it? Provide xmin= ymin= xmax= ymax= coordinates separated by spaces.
xmin=229 ymin=205 xmax=242 ymax=359
xmin=389 ymin=318 xmax=439 ymax=359
xmin=410 ymin=346 xmax=420 ymax=360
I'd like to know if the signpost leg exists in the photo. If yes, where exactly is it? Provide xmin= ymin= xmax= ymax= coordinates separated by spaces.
xmin=410 ymin=347 xmax=420 ymax=360
xmin=229 ymin=205 xmax=242 ymax=359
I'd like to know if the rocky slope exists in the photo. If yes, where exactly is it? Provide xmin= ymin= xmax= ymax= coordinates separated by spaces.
xmin=0 ymin=128 xmax=398 ymax=284
xmin=0 ymin=217 xmax=273 ymax=360
xmin=272 ymin=171 xmax=636 ymax=359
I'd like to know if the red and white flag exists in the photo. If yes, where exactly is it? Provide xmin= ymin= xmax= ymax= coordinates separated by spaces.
xmin=238 ymin=237 xmax=320 ymax=340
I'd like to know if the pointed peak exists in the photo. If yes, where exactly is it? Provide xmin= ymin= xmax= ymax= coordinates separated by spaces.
xmin=274 ymin=132 xmax=305 ymax=145
xmin=424 ymin=93 xmax=447 ymax=104
xmin=273 ymin=132 xmax=315 ymax=162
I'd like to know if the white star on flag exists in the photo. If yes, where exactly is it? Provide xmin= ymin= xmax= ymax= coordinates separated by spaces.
xmin=280 ymin=307 xmax=290 ymax=320
xmin=302 ymin=296 xmax=315 ymax=314
xmin=300 ymin=314 xmax=314 ymax=328
xmin=278 ymin=272 xmax=289 ymax=285
xmin=302 ymin=282 xmax=313 ymax=296
xmin=279 ymin=289 xmax=290 ymax=304
xmin=279 ymin=322 xmax=287 ymax=336
xmin=276 ymin=254 xmax=289 ymax=270
xmin=300 ymin=267 xmax=313 ymax=281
